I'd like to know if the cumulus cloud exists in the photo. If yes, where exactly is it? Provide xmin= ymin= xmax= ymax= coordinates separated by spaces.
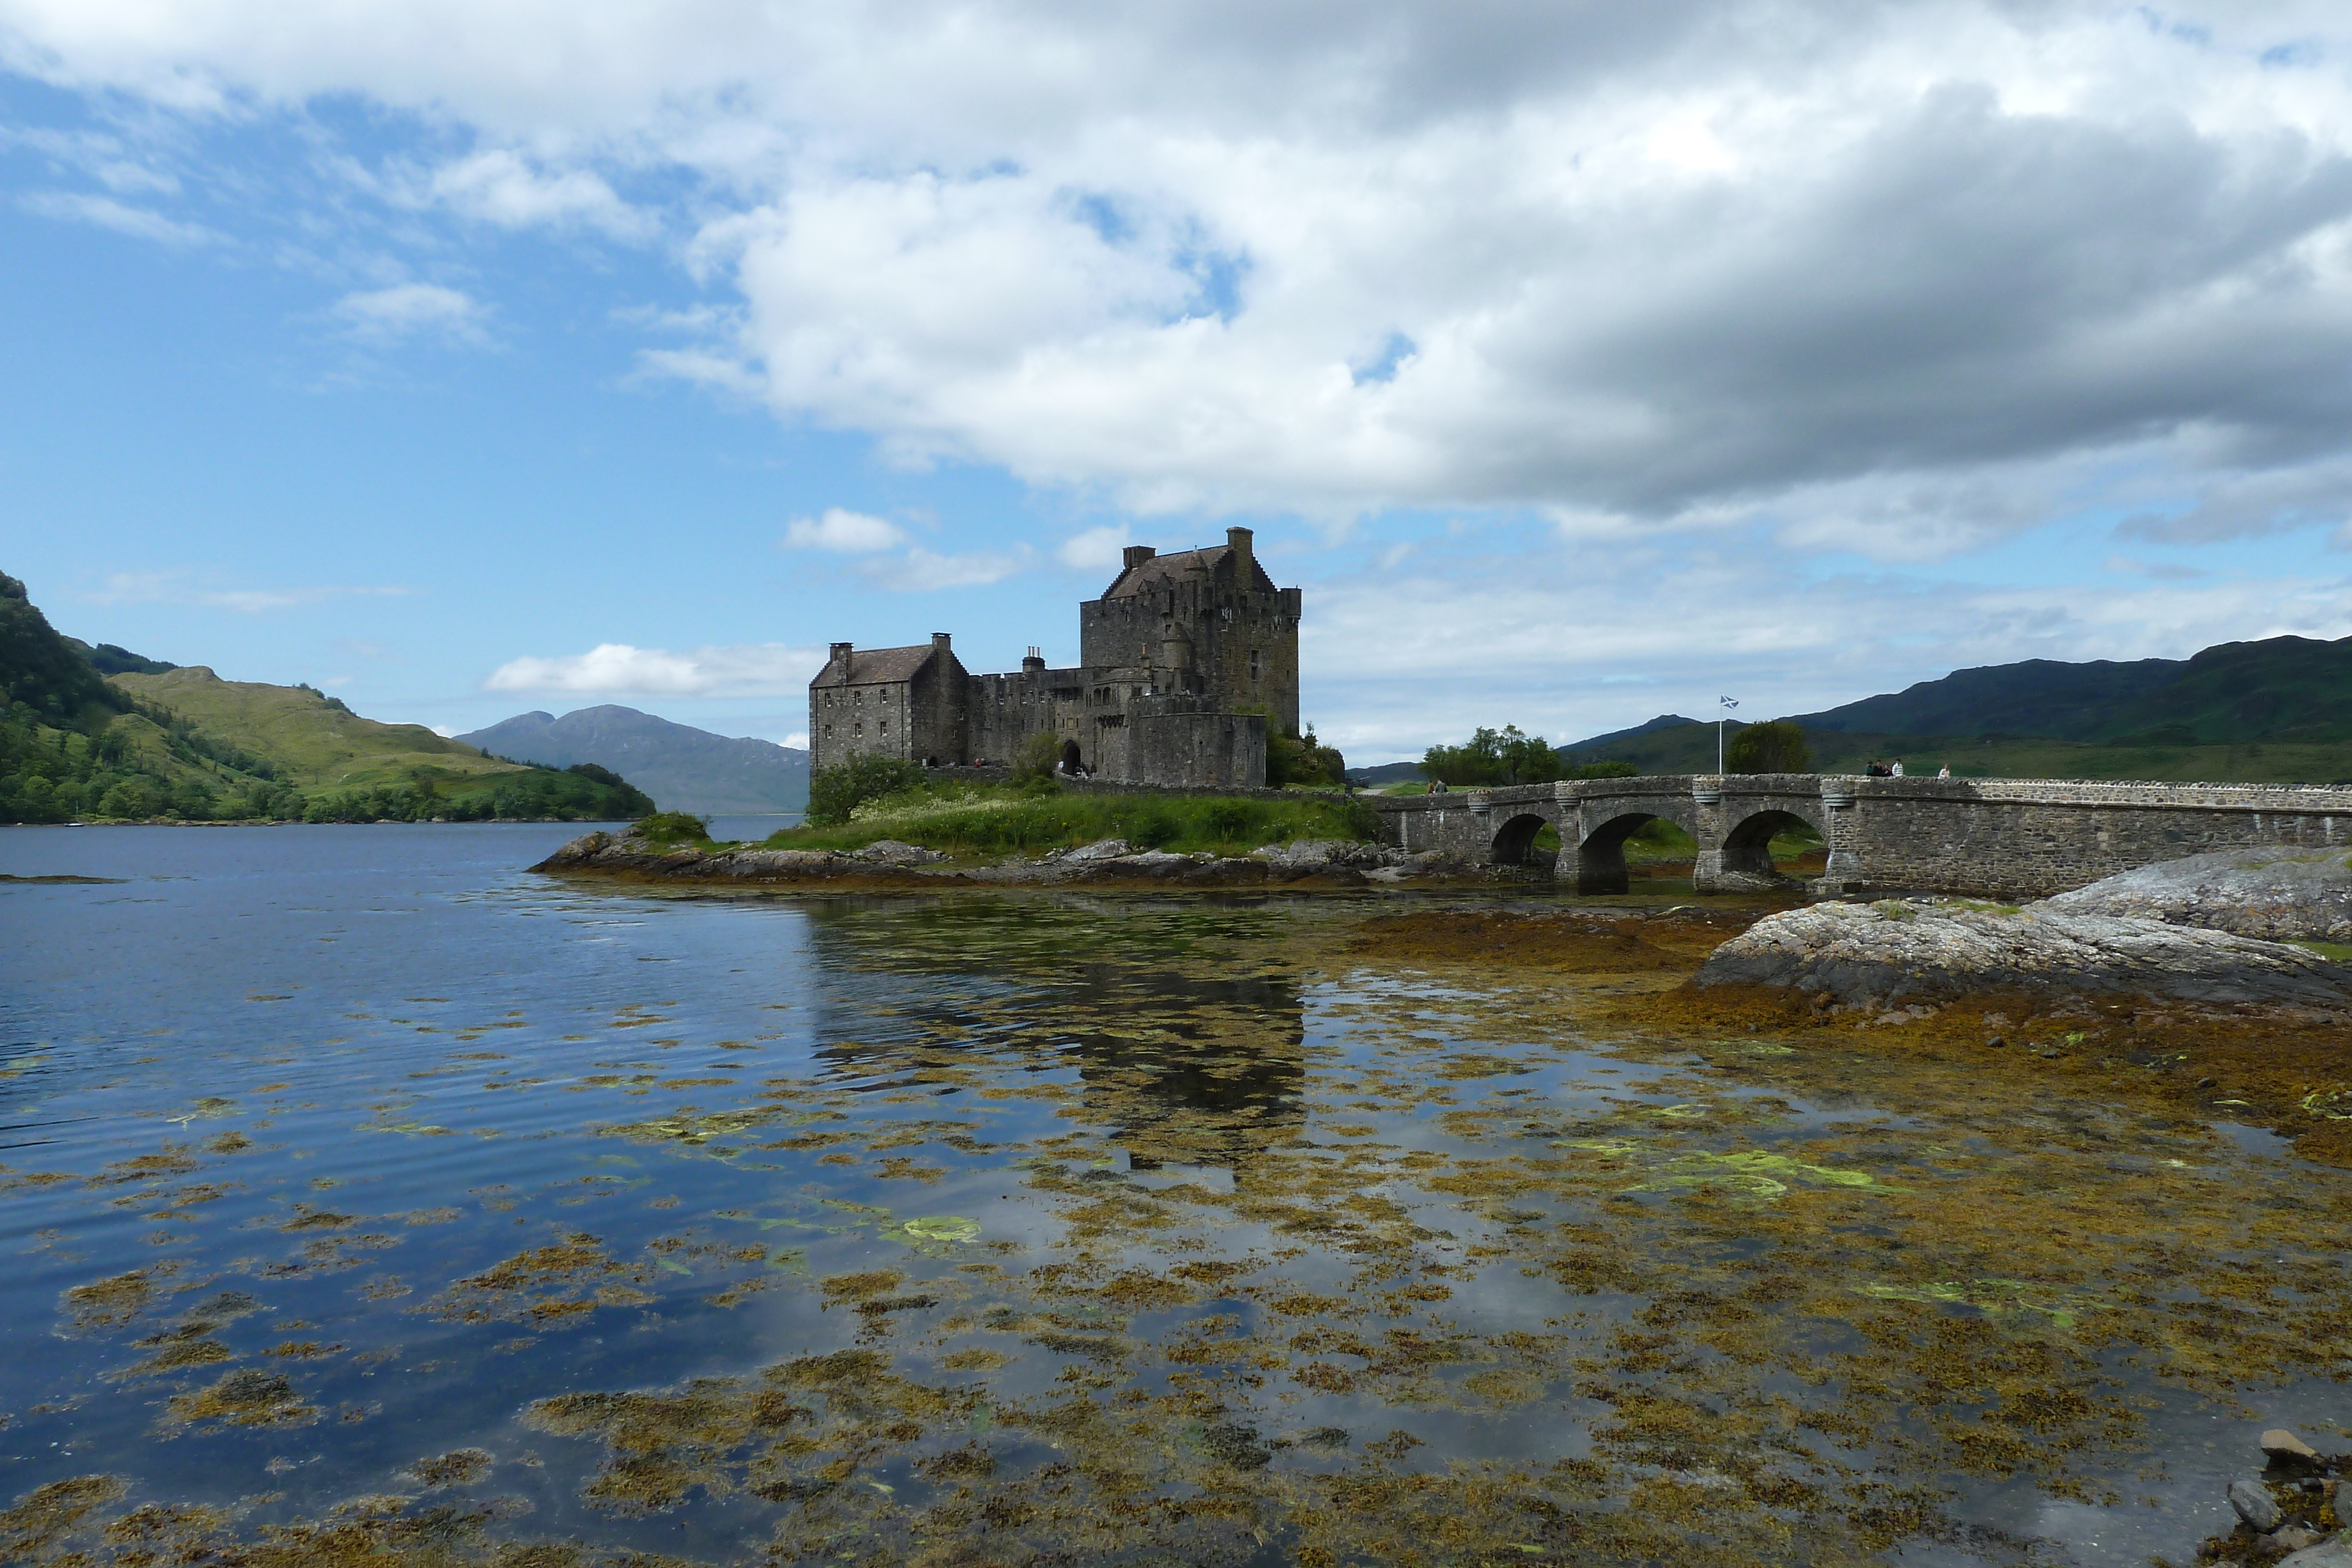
xmin=878 ymin=545 xmax=1030 ymax=591
xmin=19 ymin=0 xmax=2352 ymax=715
xmin=332 ymin=282 xmax=488 ymax=345
xmin=482 ymin=641 xmax=826 ymax=697
xmin=1305 ymin=547 xmax=2352 ymax=761
xmin=782 ymin=507 xmax=906 ymax=553
xmin=85 ymin=571 xmax=407 ymax=613
xmin=419 ymin=148 xmax=648 ymax=237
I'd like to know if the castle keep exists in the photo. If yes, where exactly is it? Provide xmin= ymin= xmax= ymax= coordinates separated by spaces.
xmin=809 ymin=526 xmax=1299 ymax=789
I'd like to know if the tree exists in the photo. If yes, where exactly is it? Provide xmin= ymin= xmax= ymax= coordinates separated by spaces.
xmin=1268 ymin=724 xmax=1345 ymax=787
xmin=1725 ymin=720 xmax=1813 ymax=774
xmin=1421 ymin=725 xmax=1563 ymax=787
xmin=806 ymin=753 xmax=924 ymax=826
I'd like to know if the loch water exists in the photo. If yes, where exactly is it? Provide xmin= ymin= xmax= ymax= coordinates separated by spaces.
xmin=2 ymin=824 xmax=2345 ymax=1567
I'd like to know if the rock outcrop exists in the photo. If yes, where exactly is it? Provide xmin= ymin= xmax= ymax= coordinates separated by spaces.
xmin=2042 ymin=847 xmax=2352 ymax=943
xmin=1695 ymin=899 xmax=2352 ymax=1008
xmin=533 ymin=830 xmax=1476 ymax=889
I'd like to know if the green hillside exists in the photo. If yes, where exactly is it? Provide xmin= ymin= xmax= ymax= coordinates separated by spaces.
xmin=109 ymin=667 xmax=513 ymax=793
xmin=1793 ymin=634 xmax=2352 ymax=745
xmin=1 ymin=570 xmax=654 ymax=824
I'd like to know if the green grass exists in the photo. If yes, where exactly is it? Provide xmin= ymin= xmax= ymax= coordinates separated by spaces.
xmin=2291 ymin=940 xmax=2352 ymax=963
xmin=109 ymin=666 xmax=519 ymax=793
xmin=736 ymin=781 xmax=1382 ymax=860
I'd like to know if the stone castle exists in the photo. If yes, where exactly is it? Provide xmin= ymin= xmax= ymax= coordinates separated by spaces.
xmin=810 ymin=526 xmax=1299 ymax=789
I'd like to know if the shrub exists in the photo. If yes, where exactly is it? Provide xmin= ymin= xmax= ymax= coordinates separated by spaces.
xmin=1204 ymin=799 xmax=1254 ymax=840
xmin=1422 ymin=725 xmax=1562 ymax=787
xmin=806 ymin=753 xmax=925 ymax=827
xmin=1010 ymin=732 xmax=1064 ymax=789
xmin=1725 ymin=720 xmax=1813 ymax=775
xmin=633 ymin=811 xmax=711 ymax=844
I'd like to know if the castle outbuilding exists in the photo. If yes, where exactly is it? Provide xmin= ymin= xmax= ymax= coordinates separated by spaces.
xmin=809 ymin=526 xmax=1299 ymax=790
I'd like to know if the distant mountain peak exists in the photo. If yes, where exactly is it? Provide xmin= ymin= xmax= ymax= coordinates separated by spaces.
xmin=457 ymin=704 xmax=807 ymax=814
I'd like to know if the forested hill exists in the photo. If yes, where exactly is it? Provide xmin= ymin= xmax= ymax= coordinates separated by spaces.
xmin=1556 ymin=633 xmax=2352 ymax=785
xmin=459 ymin=705 xmax=810 ymax=813
xmin=0 ymin=570 xmax=656 ymax=824
xmin=1790 ymin=634 xmax=2352 ymax=745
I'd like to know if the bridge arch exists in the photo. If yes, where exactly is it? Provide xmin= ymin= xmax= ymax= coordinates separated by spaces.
xmin=1489 ymin=810 xmax=1558 ymax=869
xmin=1573 ymin=810 xmax=1671 ymax=895
xmin=1713 ymin=806 xmax=1825 ymax=887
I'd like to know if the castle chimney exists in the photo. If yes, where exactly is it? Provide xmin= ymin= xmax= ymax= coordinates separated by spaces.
xmin=830 ymin=641 xmax=853 ymax=673
xmin=931 ymin=632 xmax=951 ymax=651
xmin=1226 ymin=526 xmax=1254 ymax=571
xmin=1121 ymin=544 xmax=1157 ymax=570
xmin=1022 ymin=645 xmax=1045 ymax=674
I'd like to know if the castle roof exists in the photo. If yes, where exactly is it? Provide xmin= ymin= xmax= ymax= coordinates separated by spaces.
xmin=1101 ymin=544 xmax=1277 ymax=599
xmin=810 ymin=644 xmax=950 ymax=688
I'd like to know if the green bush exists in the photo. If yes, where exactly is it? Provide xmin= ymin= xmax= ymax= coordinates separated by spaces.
xmin=633 ymin=811 xmax=711 ymax=844
xmin=1566 ymin=760 xmax=1641 ymax=780
xmin=807 ymin=753 xmax=926 ymax=827
xmin=1422 ymin=725 xmax=1562 ymax=787
xmin=1010 ymin=732 xmax=1064 ymax=788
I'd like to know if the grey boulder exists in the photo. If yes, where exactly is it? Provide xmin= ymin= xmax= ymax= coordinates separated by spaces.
xmin=1694 ymin=901 xmax=2352 ymax=1008
xmin=2043 ymin=848 xmax=2352 ymax=943
xmin=2230 ymin=1475 xmax=2284 ymax=1532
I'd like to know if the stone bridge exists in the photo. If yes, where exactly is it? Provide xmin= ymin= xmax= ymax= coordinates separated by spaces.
xmin=1367 ymin=775 xmax=2352 ymax=900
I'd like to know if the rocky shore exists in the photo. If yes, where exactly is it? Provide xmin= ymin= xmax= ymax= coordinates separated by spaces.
xmin=1695 ymin=898 xmax=2352 ymax=1009
xmin=531 ymin=827 xmax=1481 ymax=889
xmin=2196 ymin=1428 xmax=2352 ymax=1566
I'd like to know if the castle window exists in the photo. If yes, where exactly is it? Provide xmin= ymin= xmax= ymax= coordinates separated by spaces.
xmin=1250 ymin=648 xmax=1262 ymax=681
xmin=853 ymin=722 xmax=863 ymax=736
xmin=880 ymin=720 xmax=888 ymax=736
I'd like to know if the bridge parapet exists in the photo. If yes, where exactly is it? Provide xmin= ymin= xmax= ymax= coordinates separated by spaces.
xmin=1364 ymin=774 xmax=2352 ymax=898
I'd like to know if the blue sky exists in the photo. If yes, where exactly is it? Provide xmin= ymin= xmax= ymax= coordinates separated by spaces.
xmin=5 ymin=1 xmax=2352 ymax=761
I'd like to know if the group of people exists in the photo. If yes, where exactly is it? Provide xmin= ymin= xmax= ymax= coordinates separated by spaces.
xmin=1865 ymin=759 xmax=1952 ymax=777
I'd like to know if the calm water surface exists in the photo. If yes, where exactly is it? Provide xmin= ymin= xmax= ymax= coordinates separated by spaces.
xmin=1 ymin=825 xmax=2341 ymax=1567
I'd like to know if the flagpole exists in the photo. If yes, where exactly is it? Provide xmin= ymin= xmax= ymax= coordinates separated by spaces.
xmin=1718 ymin=696 xmax=1738 ymax=773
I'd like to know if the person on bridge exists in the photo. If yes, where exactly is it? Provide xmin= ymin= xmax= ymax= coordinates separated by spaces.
xmin=1890 ymin=759 xmax=1906 ymax=777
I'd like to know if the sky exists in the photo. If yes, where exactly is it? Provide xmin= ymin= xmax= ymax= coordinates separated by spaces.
xmin=5 ymin=1 xmax=2352 ymax=763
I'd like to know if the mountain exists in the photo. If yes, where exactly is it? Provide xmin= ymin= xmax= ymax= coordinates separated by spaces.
xmin=1562 ymin=713 xmax=1706 ymax=754
xmin=1562 ymin=635 xmax=2352 ymax=784
xmin=1791 ymin=635 xmax=2352 ymax=745
xmin=458 ymin=706 xmax=810 ymax=813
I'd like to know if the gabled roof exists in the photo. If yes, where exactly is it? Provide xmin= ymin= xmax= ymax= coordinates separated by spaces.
xmin=810 ymin=644 xmax=948 ymax=688
xmin=1100 ymin=544 xmax=1278 ymax=599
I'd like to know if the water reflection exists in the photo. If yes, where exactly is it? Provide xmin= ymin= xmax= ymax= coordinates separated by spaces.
xmin=0 ymin=831 xmax=2343 ymax=1568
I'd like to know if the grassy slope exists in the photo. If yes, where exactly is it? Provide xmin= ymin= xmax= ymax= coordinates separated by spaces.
xmin=1584 ymin=719 xmax=2352 ymax=785
xmin=109 ymin=667 xmax=522 ymax=793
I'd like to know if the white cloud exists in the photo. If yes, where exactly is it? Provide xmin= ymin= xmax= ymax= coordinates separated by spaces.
xmin=782 ymin=507 xmax=905 ymax=553
xmin=21 ymin=190 xmax=213 ymax=245
xmin=332 ymin=282 xmax=488 ymax=345
xmin=17 ymin=5 xmax=2352 ymax=550
xmin=1056 ymin=525 xmax=1129 ymax=570
xmin=1301 ymin=544 xmax=2352 ymax=762
xmin=482 ymin=641 xmax=826 ymax=697
xmin=872 ymin=545 xmax=1030 ymax=591
xmin=85 ymin=571 xmax=407 ymax=613
xmin=420 ymin=148 xmax=648 ymax=237
xmin=781 ymin=731 xmax=808 ymax=751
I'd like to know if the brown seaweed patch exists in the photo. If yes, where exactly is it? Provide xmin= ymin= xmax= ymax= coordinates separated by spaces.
xmin=0 ymin=1475 xmax=126 ymax=1559
xmin=62 ymin=1264 xmax=179 ymax=1332
xmin=1347 ymin=908 xmax=1759 ymax=972
xmin=164 ymin=1368 xmax=315 ymax=1429
xmin=426 ymin=1234 xmax=646 ymax=1325
xmin=407 ymin=1448 xmax=495 ymax=1488
xmin=116 ymin=1336 xmax=233 ymax=1378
